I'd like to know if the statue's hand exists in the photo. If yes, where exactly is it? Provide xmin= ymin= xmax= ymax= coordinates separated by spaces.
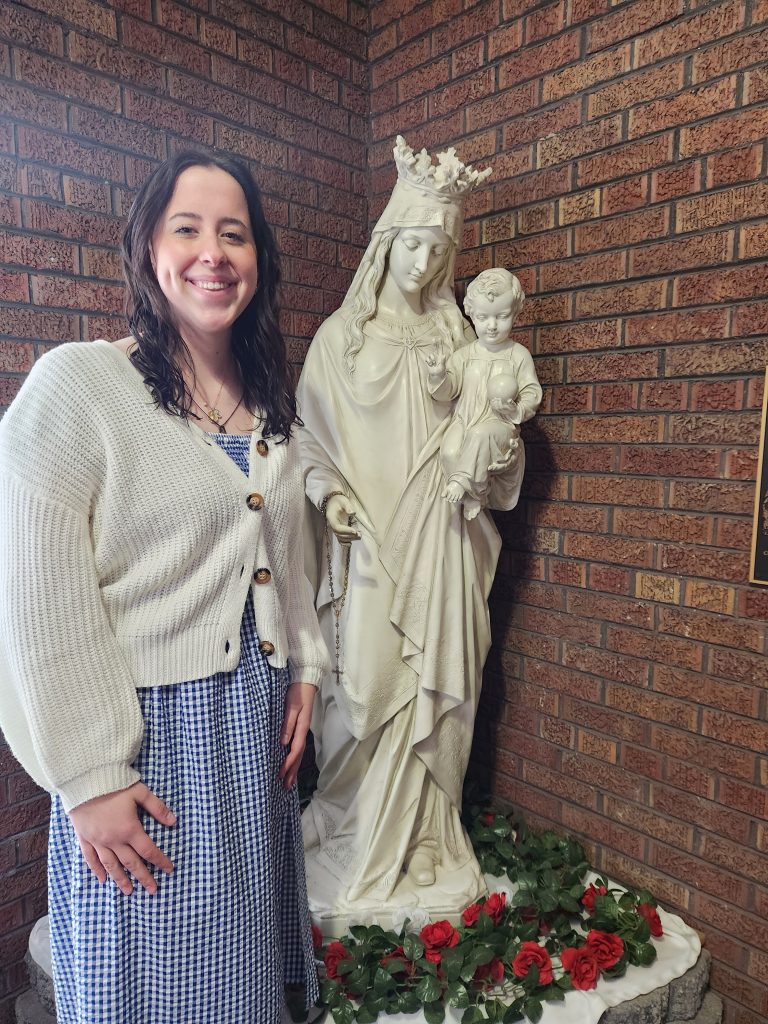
xmin=489 ymin=438 xmax=520 ymax=475
xmin=490 ymin=396 xmax=520 ymax=419
xmin=325 ymin=493 xmax=361 ymax=543
xmin=424 ymin=341 xmax=448 ymax=379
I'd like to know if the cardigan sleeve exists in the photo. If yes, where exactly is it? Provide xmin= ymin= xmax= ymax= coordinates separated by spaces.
xmin=0 ymin=346 xmax=144 ymax=811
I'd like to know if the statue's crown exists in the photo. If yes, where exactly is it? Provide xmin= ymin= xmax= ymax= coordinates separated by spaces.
xmin=393 ymin=134 xmax=492 ymax=197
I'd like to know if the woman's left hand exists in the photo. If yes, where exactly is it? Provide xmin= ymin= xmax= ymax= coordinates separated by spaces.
xmin=279 ymin=682 xmax=316 ymax=789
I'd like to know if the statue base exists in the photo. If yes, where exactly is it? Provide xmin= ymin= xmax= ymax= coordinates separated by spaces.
xmin=306 ymin=854 xmax=487 ymax=939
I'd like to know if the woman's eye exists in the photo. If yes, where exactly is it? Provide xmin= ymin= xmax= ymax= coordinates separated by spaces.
xmin=174 ymin=225 xmax=196 ymax=235
xmin=223 ymin=232 xmax=245 ymax=243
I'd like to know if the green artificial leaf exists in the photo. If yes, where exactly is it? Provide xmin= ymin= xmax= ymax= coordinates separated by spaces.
xmin=440 ymin=945 xmax=465 ymax=982
xmin=349 ymin=925 xmax=369 ymax=941
xmin=558 ymin=893 xmax=581 ymax=914
xmin=518 ymin=922 xmax=540 ymax=942
xmin=557 ymin=974 xmax=573 ymax=991
xmin=444 ymin=981 xmax=470 ymax=1008
xmin=492 ymin=820 xmax=513 ymax=838
xmin=461 ymin=1008 xmax=485 ymax=1024
xmin=372 ymin=966 xmax=392 ymax=994
xmin=497 ymin=839 xmax=517 ymax=860
xmin=345 ymin=965 xmax=370 ymax=996
xmin=383 ymin=958 xmax=408 ymax=978
xmin=403 ymin=934 xmax=425 ymax=961
xmin=354 ymin=1007 xmax=377 ymax=1024
xmin=414 ymin=974 xmax=442 ymax=1003
xmin=632 ymin=942 xmax=658 ymax=967
xmin=523 ymin=997 xmax=543 ymax=1023
xmin=321 ymin=979 xmax=342 ymax=1004
xmin=521 ymin=963 xmax=539 ymax=991
xmin=541 ymin=985 xmax=565 ymax=1002
xmin=398 ymin=991 xmax=421 ymax=1014
xmin=336 ymin=959 xmax=356 ymax=977
xmin=503 ymin=1007 xmax=524 ymax=1023
xmin=512 ymin=889 xmax=534 ymax=907
xmin=637 ymin=890 xmax=655 ymax=905
xmin=424 ymin=1001 xmax=446 ymax=1024
xmin=330 ymin=998 xmax=355 ymax=1024
xmin=537 ymin=891 xmax=558 ymax=914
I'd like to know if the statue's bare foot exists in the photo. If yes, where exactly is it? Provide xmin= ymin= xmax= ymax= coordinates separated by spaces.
xmin=442 ymin=481 xmax=464 ymax=504
xmin=463 ymin=496 xmax=481 ymax=520
xmin=408 ymin=851 xmax=436 ymax=886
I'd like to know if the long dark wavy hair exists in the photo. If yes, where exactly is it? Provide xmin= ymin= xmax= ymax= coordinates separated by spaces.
xmin=121 ymin=149 xmax=297 ymax=440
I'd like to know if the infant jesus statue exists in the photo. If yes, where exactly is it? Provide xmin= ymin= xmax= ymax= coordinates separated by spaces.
xmin=426 ymin=268 xmax=543 ymax=520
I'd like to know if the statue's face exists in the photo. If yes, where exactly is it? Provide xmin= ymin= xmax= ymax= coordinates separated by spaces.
xmin=386 ymin=226 xmax=450 ymax=298
xmin=470 ymin=289 xmax=517 ymax=347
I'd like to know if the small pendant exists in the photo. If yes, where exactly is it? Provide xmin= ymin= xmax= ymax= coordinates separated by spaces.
xmin=207 ymin=407 xmax=222 ymax=424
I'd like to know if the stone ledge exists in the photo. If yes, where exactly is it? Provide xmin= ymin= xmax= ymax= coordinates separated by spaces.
xmin=14 ymin=988 xmax=55 ymax=1024
xmin=669 ymin=992 xmax=722 ymax=1024
xmin=599 ymin=947 xmax=712 ymax=1024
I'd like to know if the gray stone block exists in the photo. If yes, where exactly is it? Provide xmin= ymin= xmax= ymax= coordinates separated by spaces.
xmin=14 ymin=988 xmax=55 ymax=1024
xmin=667 ymin=949 xmax=711 ymax=1020
xmin=24 ymin=950 xmax=56 ymax=1018
xmin=669 ymin=992 xmax=722 ymax=1024
xmin=601 ymin=984 xmax=670 ymax=1024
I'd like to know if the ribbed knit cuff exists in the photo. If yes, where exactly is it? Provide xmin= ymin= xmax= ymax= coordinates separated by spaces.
xmin=58 ymin=763 xmax=141 ymax=814
xmin=289 ymin=664 xmax=326 ymax=688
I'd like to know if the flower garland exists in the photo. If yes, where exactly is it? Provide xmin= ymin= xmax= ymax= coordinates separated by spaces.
xmin=316 ymin=804 xmax=663 ymax=1023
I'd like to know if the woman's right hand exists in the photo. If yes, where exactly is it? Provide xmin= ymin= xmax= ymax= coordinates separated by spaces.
xmin=68 ymin=782 xmax=176 ymax=895
xmin=325 ymin=493 xmax=361 ymax=543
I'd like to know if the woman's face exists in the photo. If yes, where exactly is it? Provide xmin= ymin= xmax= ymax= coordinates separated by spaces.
xmin=386 ymin=226 xmax=450 ymax=298
xmin=151 ymin=165 xmax=258 ymax=348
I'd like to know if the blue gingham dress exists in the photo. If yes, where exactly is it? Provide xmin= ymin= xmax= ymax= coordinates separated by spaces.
xmin=47 ymin=433 xmax=318 ymax=1024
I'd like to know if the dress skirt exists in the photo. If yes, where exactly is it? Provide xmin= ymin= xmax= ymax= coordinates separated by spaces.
xmin=47 ymin=434 xmax=318 ymax=1024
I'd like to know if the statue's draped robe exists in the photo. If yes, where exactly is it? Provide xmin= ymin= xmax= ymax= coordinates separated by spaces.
xmin=297 ymin=308 xmax=501 ymax=906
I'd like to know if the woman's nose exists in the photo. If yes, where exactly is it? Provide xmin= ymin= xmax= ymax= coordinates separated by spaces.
xmin=199 ymin=237 xmax=227 ymax=265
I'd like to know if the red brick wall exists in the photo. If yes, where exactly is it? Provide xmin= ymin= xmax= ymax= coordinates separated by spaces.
xmin=3 ymin=2 xmax=768 ymax=1023
xmin=367 ymin=4 xmax=767 ymax=1024
xmin=0 ymin=1 xmax=366 ymax=1018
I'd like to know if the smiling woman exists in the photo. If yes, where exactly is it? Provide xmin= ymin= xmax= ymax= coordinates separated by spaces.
xmin=0 ymin=151 xmax=328 ymax=1024
xmin=150 ymin=167 xmax=259 ymax=355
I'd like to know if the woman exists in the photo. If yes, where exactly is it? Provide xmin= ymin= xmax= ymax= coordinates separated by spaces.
xmin=297 ymin=137 xmax=500 ymax=919
xmin=0 ymin=151 xmax=328 ymax=1023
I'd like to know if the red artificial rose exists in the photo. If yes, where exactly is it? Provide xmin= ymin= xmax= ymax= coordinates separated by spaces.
xmin=462 ymin=902 xmax=482 ymax=927
xmin=638 ymin=903 xmax=663 ymax=937
xmin=324 ymin=941 xmax=352 ymax=981
xmin=560 ymin=946 xmax=600 ymax=990
xmin=483 ymin=891 xmax=507 ymax=925
xmin=420 ymin=920 xmax=460 ymax=965
xmin=483 ymin=812 xmax=495 ymax=824
xmin=473 ymin=957 xmax=505 ymax=987
xmin=581 ymin=883 xmax=607 ymax=914
xmin=512 ymin=941 xmax=554 ymax=985
xmin=586 ymin=930 xmax=624 ymax=969
xmin=311 ymin=924 xmax=324 ymax=950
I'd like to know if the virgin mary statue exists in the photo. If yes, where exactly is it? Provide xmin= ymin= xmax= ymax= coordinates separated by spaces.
xmin=297 ymin=137 xmax=507 ymax=925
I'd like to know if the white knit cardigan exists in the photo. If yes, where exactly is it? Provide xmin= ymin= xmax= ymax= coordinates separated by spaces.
xmin=0 ymin=340 xmax=329 ymax=811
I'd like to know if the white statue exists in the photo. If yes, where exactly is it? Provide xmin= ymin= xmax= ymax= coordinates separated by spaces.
xmin=428 ymin=268 xmax=542 ymax=521
xmin=297 ymin=137 xmax=536 ymax=929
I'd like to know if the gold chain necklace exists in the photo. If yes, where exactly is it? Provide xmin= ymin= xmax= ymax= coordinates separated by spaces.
xmin=196 ymin=378 xmax=226 ymax=425
xmin=190 ymin=392 xmax=244 ymax=434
